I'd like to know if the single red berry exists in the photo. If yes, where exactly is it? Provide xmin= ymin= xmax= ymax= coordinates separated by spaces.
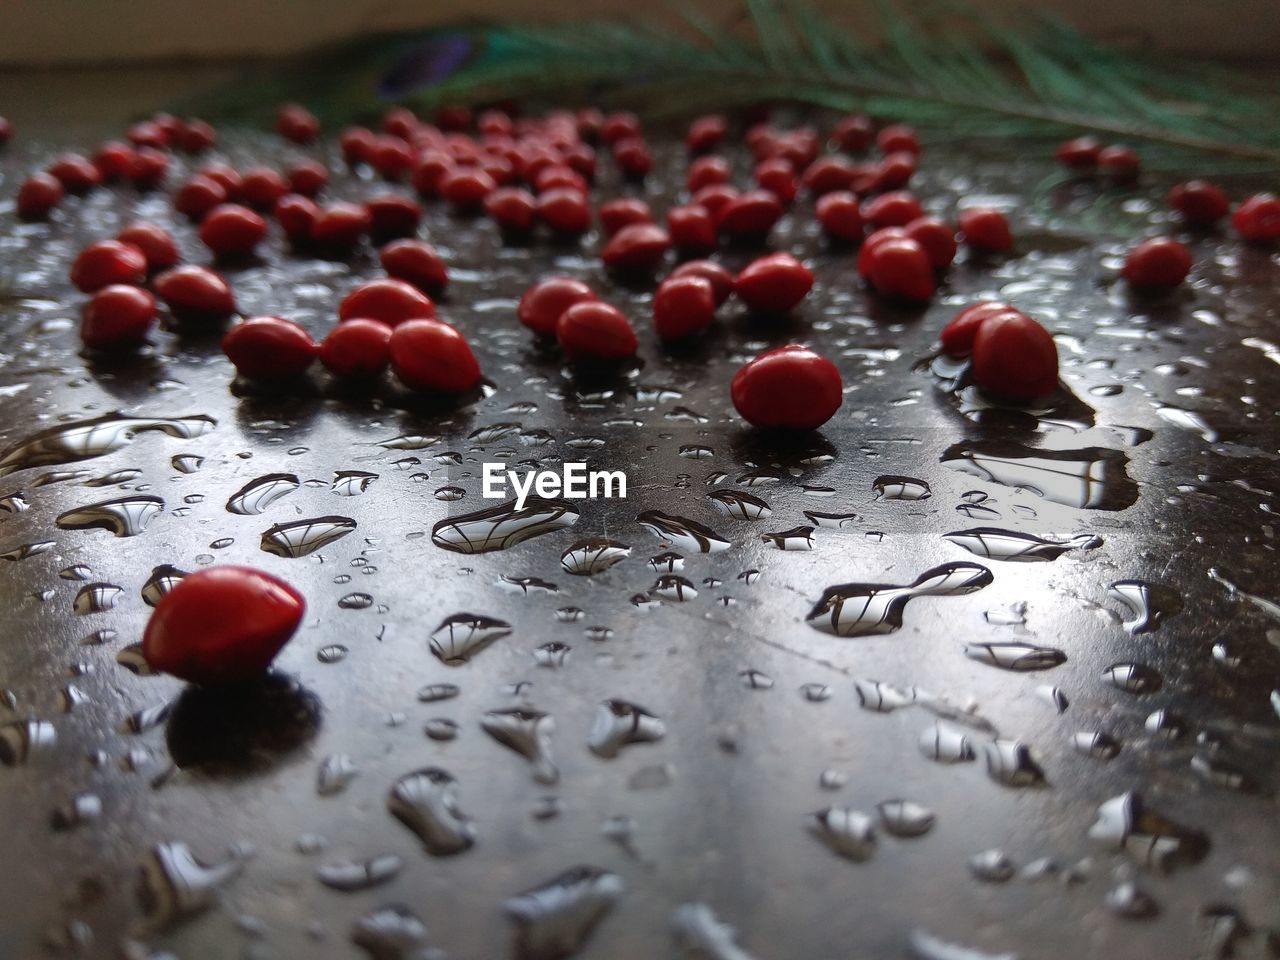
xmin=435 ymin=105 xmax=472 ymax=132
xmin=486 ymin=186 xmax=539 ymax=233
xmin=310 ymin=202 xmax=372 ymax=251
xmin=129 ymin=147 xmax=169 ymax=189
xmin=857 ymin=227 xmax=907 ymax=279
xmin=81 ymin=285 xmax=158 ymax=350
xmin=441 ymin=167 xmax=496 ymax=210
xmin=340 ymin=278 xmax=434 ymax=326
xmin=518 ymin=277 xmax=598 ymax=336
xmin=687 ymin=155 xmax=732 ymax=193
xmin=801 ymin=155 xmax=858 ymax=197
xmin=750 ymin=158 xmax=796 ymax=205
xmin=557 ymin=301 xmax=638 ymax=361
xmin=1233 ymin=194 xmax=1280 ymax=243
xmin=339 ymin=126 xmax=377 ymax=166
xmin=561 ymin=141 xmax=596 ymax=180
xmin=48 ymin=153 xmax=101 ymax=194
xmin=691 ymin=183 xmax=739 ymax=218
xmin=142 ymin=566 xmax=305 ymax=684
xmin=870 ymin=151 xmax=916 ymax=191
xmin=410 ymin=151 xmax=454 ymax=198
xmin=877 ymin=124 xmax=920 ymax=156
xmin=731 ymin=345 xmax=843 ymax=431
xmin=176 ymin=119 xmax=217 ymax=153
xmin=174 ymin=175 xmax=228 ymax=220
xmin=716 ymin=190 xmax=783 ymax=243
xmin=667 ymin=204 xmax=717 ymax=254
xmin=380 ymin=240 xmax=448 ymax=294
xmin=600 ymin=198 xmax=653 ymax=236
xmin=320 ymin=318 xmax=392 ymax=378
xmin=1122 ymin=237 xmax=1192 ymax=291
xmin=653 ymin=275 xmax=716 ymax=340
xmin=372 ymin=136 xmax=415 ymax=181
xmin=576 ymin=107 xmax=604 ymax=142
xmin=200 ymin=204 xmax=268 ymax=258
xmin=152 ymin=113 xmax=183 ymax=140
xmin=286 ymin=159 xmax=329 ymax=197
xmin=239 ymin=167 xmax=289 ymax=209
xmin=971 ymin=311 xmax=1059 ymax=402
xmin=735 ymin=253 xmax=814 ymax=314
xmin=92 ymin=141 xmax=137 ymax=181
xmin=477 ymin=109 xmax=513 ymax=137
xmin=830 ymin=114 xmax=873 ymax=153
xmin=814 ymin=192 xmax=865 ymax=241
xmin=602 ymin=223 xmax=671 ymax=272
xmin=223 ymin=316 xmax=317 ymax=380
xmin=1056 ymin=136 xmax=1102 ymax=172
xmin=534 ymin=164 xmax=587 ymax=194
xmin=117 ymin=222 xmax=179 ymax=272
xmin=126 ymin=120 xmax=168 ymax=150
xmin=16 ymin=173 xmax=64 ymax=220
xmin=863 ymin=191 xmax=925 ymax=230
xmin=365 ymin=194 xmax=422 ymax=242
xmin=153 ymin=265 xmax=237 ymax=321
xmin=600 ymin=112 xmax=641 ymax=144
xmin=197 ymin=162 xmax=242 ymax=198
xmin=537 ymin=187 xmax=592 ymax=234
xmin=70 ymin=240 xmax=147 ymax=293
xmin=275 ymin=194 xmax=320 ymax=244
xmin=866 ymin=236 xmax=935 ymax=301
xmin=277 ymin=104 xmax=320 ymax=144
xmin=903 ymin=217 xmax=957 ymax=269
xmin=671 ymin=260 xmax=734 ymax=306
xmin=940 ymin=301 xmax=1017 ymax=358
xmin=383 ymin=107 xmax=419 ymax=139
xmin=958 ymin=208 xmax=1014 ymax=253
xmin=0 ymin=116 xmax=12 ymax=146
xmin=389 ymin=318 xmax=481 ymax=392
xmin=687 ymin=115 xmax=728 ymax=154
xmin=1167 ymin=180 xmax=1229 ymax=226
xmin=612 ymin=137 xmax=653 ymax=179
xmin=1099 ymin=145 xmax=1140 ymax=182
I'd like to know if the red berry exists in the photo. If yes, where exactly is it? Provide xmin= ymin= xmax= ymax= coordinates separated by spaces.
xmin=199 ymin=204 xmax=268 ymax=258
xmin=198 ymin=162 xmax=242 ymax=197
xmin=857 ymin=227 xmax=906 ymax=279
xmin=1099 ymin=145 xmax=1140 ymax=182
xmin=153 ymin=265 xmax=237 ymax=322
xmin=129 ymin=147 xmax=169 ymax=189
xmin=222 ymin=316 xmax=317 ymax=380
xmin=667 ymin=204 xmax=717 ymax=254
xmin=81 ymin=285 xmax=157 ymax=350
xmin=142 ymin=566 xmax=305 ymax=684
xmin=286 ymin=159 xmax=329 ymax=197
xmin=311 ymin=202 xmax=372 ymax=251
xmin=556 ymin=301 xmax=638 ymax=361
xmin=365 ymin=194 xmax=422 ymax=242
xmin=486 ymin=186 xmax=539 ymax=233
xmin=831 ymin=114 xmax=873 ymax=153
xmin=863 ymin=191 xmax=924 ymax=230
xmin=1168 ymin=180 xmax=1229 ymax=226
xmin=48 ymin=153 xmax=101 ymax=193
xmin=117 ymin=222 xmax=179 ymax=272
xmin=372 ymin=136 xmax=415 ymax=181
xmin=671 ymin=260 xmax=734 ymax=306
xmin=16 ymin=173 xmax=64 ymax=220
xmin=687 ymin=156 xmax=732 ymax=193
xmin=653 ymin=275 xmax=716 ymax=340
xmin=877 ymin=124 xmax=920 ymax=156
xmin=751 ymin=158 xmax=796 ymax=204
xmin=389 ymin=318 xmax=481 ymax=392
xmin=92 ymin=141 xmax=137 ymax=181
xmin=411 ymin=151 xmax=455 ymax=198
xmin=1056 ymin=136 xmax=1102 ymax=172
xmin=534 ymin=164 xmax=587 ymax=193
xmin=612 ymin=137 xmax=653 ymax=179
xmin=602 ymin=223 xmax=671 ymax=272
xmin=176 ymin=119 xmax=217 ymax=153
xmin=477 ymin=109 xmax=513 ymax=137
xmin=174 ymin=175 xmax=228 ymax=220
xmin=958 ymin=208 xmax=1013 ymax=253
xmin=691 ymin=183 xmax=739 ymax=218
xmin=380 ymin=240 xmax=448 ymax=294
xmin=240 ymin=167 xmax=289 ymax=209
xmin=383 ymin=107 xmax=419 ymax=139
xmin=339 ymin=126 xmax=377 ymax=165
xmin=1122 ymin=237 xmax=1192 ymax=291
xmin=716 ymin=190 xmax=783 ymax=242
xmin=537 ymin=187 xmax=592 ymax=234
xmin=277 ymin=104 xmax=320 ymax=144
xmin=70 ymin=240 xmax=147 ymax=293
xmin=600 ymin=198 xmax=653 ymax=236
xmin=0 ymin=116 xmax=12 ymax=146
xmin=734 ymin=253 xmax=813 ymax=314
xmin=441 ymin=167 xmax=497 ymax=210
xmin=687 ymin=115 xmax=728 ymax=154
xmin=275 ymin=194 xmax=320 ymax=244
xmin=435 ymin=105 xmax=472 ymax=132
xmin=903 ymin=217 xmax=957 ymax=269
xmin=866 ymin=237 xmax=935 ymax=301
xmin=126 ymin=120 xmax=168 ymax=150
xmin=801 ymin=155 xmax=858 ymax=196
xmin=339 ymin=278 xmax=434 ymax=326
xmin=320 ymin=318 xmax=392 ymax=378
xmin=971 ymin=312 xmax=1059 ymax=402
xmin=940 ymin=301 xmax=1016 ymax=358
xmin=518 ymin=278 xmax=597 ymax=336
xmin=731 ymin=345 xmax=843 ymax=431
xmin=1233 ymin=194 xmax=1280 ymax=243
xmin=600 ymin=111 xmax=641 ymax=144
xmin=871 ymin=151 xmax=916 ymax=191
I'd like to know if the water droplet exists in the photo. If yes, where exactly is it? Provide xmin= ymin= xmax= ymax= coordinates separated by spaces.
xmin=807 ymin=563 xmax=993 ymax=637
xmin=0 ymin=719 xmax=56 ymax=765
xmin=388 ymin=768 xmax=476 ymax=856
xmin=137 ymin=841 xmax=242 ymax=931
xmin=808 ymin=807 xmax=876 ymax=861
xmin=969 ymin=849 xmax=1016 ymax=883
xmin=636 ymin=511 xmax=730 ymax=553
xmin=761 ymin=525 xmax=814 ymax=550
xmin=964 ymin=642 xmax=1066 ymax=671
xmin=942 ymin=442 xmax=1138 ymax=511
xmin=1108 ymin=580 xmax=1182 ymax=634
xmin=430 ymin=613 xmax=512 ymax=665
xmin=670 ymin=903 xmax=753 ymax=960
xmin=1073 ymin=730 xmax=1121 ymax=760
xmin=0 ymin=413 xmax=215 ymax=478
xmin=317 ymin=855 xmax=404 ymax=891
xmin=72 ymin=582 xmax=123 ymax=615
xmin=944 ymin=528 xmax=1101 ymax=562
xmin=1088 ymin=792 xmax=1209 ymax=872
xmin=318 ymin=644 xmax=349 ymax=664
xmin=433 ymin=498 xmax=579 ymax=554
xmin=339 ymin=592 xmax=374 ymax=610
xmin=261 ymin=516 xmax=357 ymax=557
xmin=141 ymin=565 xmax=187 ymax=606
xmin=57 ymin=496 xmax=164 ymax=537
xmin=227 ymin=473 xmax=299 ymax=515
xmin=1104 ymin=662 xmax=1163 ymax=695
xmin=332 ymin=470 xmax=378 ymax=497
xmin=351 ymin=905 xmax=430 ymax=960
xmin=0 ymin=540 xmax=54 ymax=562
xmin=707 ymin=490 xmax=772 ymax=520
xmin=873 ymin=476 xmax=931 ymax=501
xmin=560 ymin=538 xmax=631 ymax=575
xmin=877 ymin=800 xmax=935 ymax=837
xmin=587 ymin=700 xmax=665 ymax=758
xmin=918 ymin=723 xmax=975 ymax=764
xmin=502 ymin=866 xmax=623 ymax=960
xmin=317 ymin=753 xmax=359 ymax=796
xmin=417 ymin=684 xmax=460 ymax=703
xmin=982 ymin=740 xmax=1046 ymax=787
xmin=481 ymin=708 xmax=558 ymax=784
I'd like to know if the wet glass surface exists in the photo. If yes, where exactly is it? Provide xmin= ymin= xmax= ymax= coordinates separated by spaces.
xmin=1 ymin=104 xmax=1279 ymax=960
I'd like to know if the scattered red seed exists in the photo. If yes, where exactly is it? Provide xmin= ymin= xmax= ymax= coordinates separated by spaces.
xmin=126 ymin=120 xmax=168 ymax=150
xmin=537 ymin=187 xmax=592 ymax=234
xmin=240 ymin=167 xmax=290 ymax=209
xmin=671 ymin=260 xmax=735 ymax=306
xmin=1056 ymin=136 xmax=1102 ymax=172
xmin=863 ymin=191 xmax=925 ymax=229
xmin=653 ymin=275 xmax=717 ymax=340
xmin=600 ymin=198 xmax=653 ymax=236
xmin=310 ymin=202 xmax=372 ymax=251
xmin=339 ymin=126 xmax=377 ymax=166
xmin=153 ymin=265 xmax=237 ymax=321
xmin=320 ymin=318 xmax=393 ymax=378
xmin=372 ymin=136 xmax=415 ymax=181
xmin=1099 ymin=145 xmax=1140 ymax=182
xmin=380 ymin=240 xmax=448 ymax=295
xmin=801 ymin=155 xmax=858 ymax=197
xmin=81 ymin=285 xmax=158 ymax=350
xmin=142 ymin=566 xmax=305 ymax=684
xmin=92 ymin=141 xmax=137 ymax=181
xmin=199 ymin=204 xmax=268 ymax=258
xmin=687 ymin=156 xmax=732 ymax=193
xmin=866 ymin=236 xmax=935 ymax=301
xmin=613 ymin=138 xmax=654 ymax=179
xmin=857 ymin=227 xmax=907 ymax=279
xmin=286 ymin=159 xmax=329 ymax=197
xmin=830 ymin=114 xmax=873 ymax=153
xmin=365 ymin=194 xmax=423 ymax=242
xmin=940 ymin=301 xmax=1018 ymax=358
xmin=389 ymin=318 xmax=482 ymax=391
xmin=197 ymin=162 xmax=242 ymax=198
xmin=876 ymin=124 xmax=920 ymax=156
xmin=716 ymin=190 xmax=783 ymax=243
xmin=1122 ymin=237 xmax=1192 ymax=291
xmin=600 ymin=112 xmax=641 ymax=144
xmin=70 ymin=240 xmax=148 ymax=293
xmin=48 ymin=153 xmax=102 ymax=194
xmin=518 ymin=277 xmax=598 ymax=337
xmin=275 ymin=194 xmax=320 ymax=245
xmin=958 ymin=208 xmax=1014 ymax=253
xmin=223 ymin=316 xmax=318 ymax=379
xmin=691 ymin=183 xmax=740 ymax=218
xmin=557 ymin=301 xmax=638 ymax=361
xmin=16 ymin=173 xmax=64 ymax=220
xmin=731 ymin=345 xmax=843 ymax=431
xmin=486 ymin=186 xmax=539 ymax=233
xmin=277 ymin=103 xmax=320 ymax=144
xmin=870 ymin=151 xmax=916 ymax=191
xmin=174 ymin=175 xmax=229 ymax=220
xmin=441 ymin=167 xmax=497 ymax=210
xmin=903 ymin=217 xmax=957 ymax=269
xmin=339 ymin=278 xmax=435 ymax=326
xmin=602 ymin=223 xmax=671 ymax=272
xmin=534 ymin=164 xmax=587 ymax=194
xmin=0 ymin=116 xmax=11 ymax=146
xmin=117 ymin=222 xmax=179 ymax=272
xmin=687 ymin=115 xmax=728 ymax=154
xmin=128 ymin=147 xmax=169 ymax=188
xmin=735 ymin=253 xmax=814 ymax=314
xmin=176 ymin=119 xmax=217 ymax=153
xmin=971 ymin=311 xmax=1059 ymax=401
xmin=1232 ymin=194 xmax=1280 ymax=243
xmin=666 ymin=204 xmax=718 ymax=254
xmin=1167 ymin=180 xmax=1229 ymax=226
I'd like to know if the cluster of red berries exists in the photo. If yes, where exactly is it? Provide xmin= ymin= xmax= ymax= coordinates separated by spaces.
xmin=1056 ymin=136 xmax=1141 ymax=182
xmin=1166 ymin=182 xmax=1280 ymax=244
xmin=940 ymin=302 xmax=1060 ymax=402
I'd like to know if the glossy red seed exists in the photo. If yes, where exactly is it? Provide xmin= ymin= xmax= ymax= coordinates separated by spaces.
xmin=687 ymin=156 xmax=732 ymax=193
xmin=1056 ymin=136 xmax=1102 ymax=171
xmin=117 ymin=222 xmax=179 ymax=272
xmin=691 ymin=183 xmax=739 ymax=218
xmin=311 ymin=202 xmax=372 ymax=250
xmin=174 ymin=175 xmax=227 ymax=220
xmin=600 ymin=198 xmax=653 ymax=237
xmin=274 ymin=194 xmax=320 ymax=244
xmin=518 ymin=278 xmax=598 ymax=337
xmin=830 ymin=114 xmax=873 ymax=153
xmin=667 ymin=204 xmax=717 ymax=254
xmin=613 ymin=137 xmax=653 ymax=179
xmin=716 ymin=190 xmax=783 ymax=242
xmin=142 ymin=566 xmax=305 ymax=683
xmin=383 ymin=107 xmax=419 ymax=139
xmin=477 ymin=109 xmax=513 ymax=137
xmin=441 ymin=167 xmax=496 ymax=210
xmin=653 ymin=275 xmax=716 ymax=340
xmin=286 ymin=159 xmax=329 ymax=197
xmin=815 ymin=191 xmax=863 ymax=242
xmin=319 ymin=318 xmax=392 ymax=378
xmin=198 ymin=162 xmax=242 ymax=197
xmin=863 ymin=191 xmax=925 ymax=229
xmin=1099 ymin=145 xmax=1140 ymax=181
xmin=380 ymin=240 xmax=448 ymax=294
xmin=600 ymin=112 xmax=641 ymax=144
xmin=971 ymin=312 xmax=1059 ymax=402
xmin=92 ymin=141 xmax=136 ymax=181
xmin=365 ymin=194 xmax=423 ymax=242
xmin=435 ymin=105 xmax=472 ymax=132
xmin=958 ymin=208 xmax=1014 ymax=253
xmin=940 ymin=301 xmax=1017 ymax=357
xmin=0 ymin=116 xmax=12 ymax=145
xmin=602 ymin=223 xmax=671 ymax=272
xmin=340 ymin=278 xmax=435 ymax=326
xmin=339 ymin=126 xmax=377 ymax=165
xmin=731 ymin=345 xmax=843 ymax=431
xmin=534 ymin=164 xmax=587 ymax=193
xmin=126 ymin=120 xmax=168 ymax=150
xmin=754 ymin=158 xmax=798 ymax=204
xmin=81 ymin=285 xmax=157 ymax=350
xmin=1122 ymin=237 xmax=1192 ymax=291
xmin=801 ymin=155 xmax=858 ymax=197
xmin=734 ymin=253 xmax=814 ymax=314
xmin=876 ymin=124 xmax=920 ymax=156
xmin=903 ymin=217 xmax=957 ymax=269
xmin=16 ymin=173 xmax=64 ymax=220
xmin=48 ymin=153 xmax=101 ymax=193
xmin=372 ymin=136 xmax=415 ymax=181
xmin=389 ymin=318 xmax=481 ymax=391
xmin=870 ymin=151 xmax=916 ymax=192
xmin=277 ymin=104 xmax=320 ymax=144
xmin=857 ymin=227 xmax=907 ymax=279
xmin=866 ymin=237 xmax=935 ymax=301
xmin=537 ymin=187 xmax=592 ymax=234
xmin=485 ymin=186 xmax=539 ymax=233
xmin=176 ymin=119 xmax=217 ymax=153
xmin=223 ymin=316 xmax=317 ymax=380
xmin=1167 ymin=180 xmax=1229 ymax=226
xmin=129 ymin=147 xmax=169 ymax=188
xmin=557 ymin=301 xmax=637 ymax=361
xmin=240 ymin=167 xmax=289 ymax=209
xmin=199 ymin=204 xmax=268 ymax=258
xmin=1232 ymin=194 xmax=1280 ymax=243
xmin=687 ymin=115 xmax=728 ymax=154
xmin=70 ymin=240 xmax=147 ymax=293
xmin=671 ymin=260 xmax=735 ymax=306
xmin=153 ymin=265 xmax=236 ymax=321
